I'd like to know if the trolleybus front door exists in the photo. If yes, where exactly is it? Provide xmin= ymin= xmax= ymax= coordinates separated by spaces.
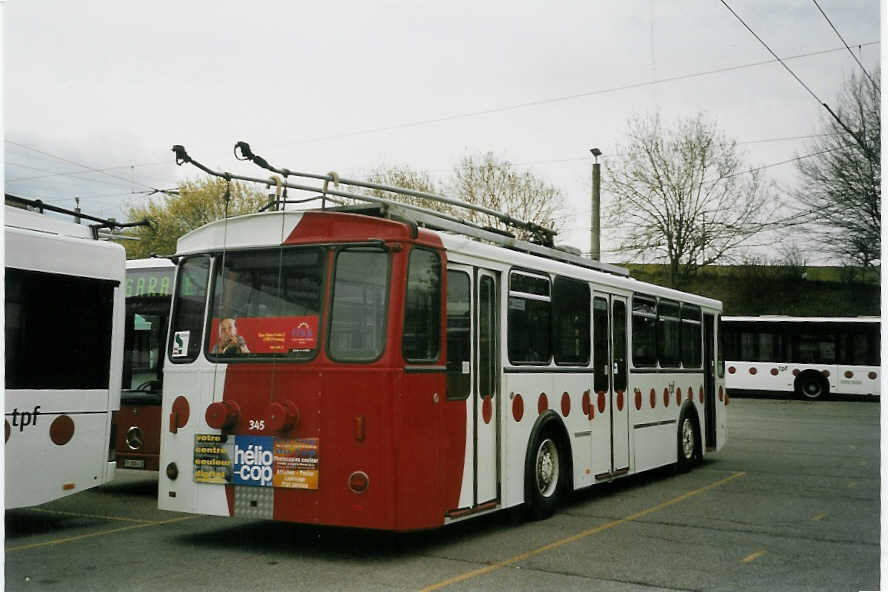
xmin=475 ymin=270 xmax=499 ymax=505
xmin=593 ymin=293 xmax=630 ymax=476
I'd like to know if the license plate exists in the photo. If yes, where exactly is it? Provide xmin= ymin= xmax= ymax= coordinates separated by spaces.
xmin=124 ymin=459 xmax=145 ymax=469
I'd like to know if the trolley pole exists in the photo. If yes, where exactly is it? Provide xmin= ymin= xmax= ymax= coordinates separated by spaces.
xmin=590 ymin=148 xmax=602 ymax=261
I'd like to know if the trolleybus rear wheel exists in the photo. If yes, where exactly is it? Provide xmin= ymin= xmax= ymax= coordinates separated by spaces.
xmin=796 ymin=373 xmax=827 ymax=400
xmin=676 ymin=408 xmax=700 ymax=472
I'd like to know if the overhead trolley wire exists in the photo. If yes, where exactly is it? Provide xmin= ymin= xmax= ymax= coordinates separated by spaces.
xmin=295 ymin=41 xmax=878 ymax=145
xmin=6 ymin=160 xmax=168 ymax=183
xmin=719 ymin=1 xmax=875 ymax=159
xmin=5 ymin=140 xmax=157 ymax=191
xmin=810 ymin=0 xmax=877 ymax=87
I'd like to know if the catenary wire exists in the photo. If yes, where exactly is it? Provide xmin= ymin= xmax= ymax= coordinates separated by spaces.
xmin=810 ymin=0 xmax=877 ymax=86
xmin=294 ymin=41 xmax=878 ymax=145
xmin=5 ymin=140 xmax=157 ymax=190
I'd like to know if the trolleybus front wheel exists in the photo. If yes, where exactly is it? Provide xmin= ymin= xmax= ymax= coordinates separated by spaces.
xmin=525 ymin=425 xmax=566 ymax=520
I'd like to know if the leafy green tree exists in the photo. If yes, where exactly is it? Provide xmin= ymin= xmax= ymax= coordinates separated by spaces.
xmin=120 ymin=176 xmax=267 ymax=258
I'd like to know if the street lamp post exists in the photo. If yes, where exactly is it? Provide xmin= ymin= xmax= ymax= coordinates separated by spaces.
xmin=590 ymin=148 xmax=602 ymax=261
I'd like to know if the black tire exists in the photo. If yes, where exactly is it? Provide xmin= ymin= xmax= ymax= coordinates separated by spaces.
xmin=525 ymin=426 xmax=566 ymax=520
xmin=796 ymin=373 xmax=828 ymax=400
xmin=676 ymin=407 xmax=700 ymax=472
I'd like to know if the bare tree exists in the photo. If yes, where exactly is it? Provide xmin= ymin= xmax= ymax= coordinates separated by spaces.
xmin=794 ymin=69 xmax=880 ymax=269
xmin=354 ymin=155 xmax=567 ymax=244
xmin=356 ymin=164 xmax=448 ymax=213
xmin=605 ymin=113 xmax=775 ymax=285
xmin=450 ymin=152 xmax=566 ymax=242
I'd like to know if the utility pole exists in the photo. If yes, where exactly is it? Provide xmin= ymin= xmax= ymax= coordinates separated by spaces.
xmin=590 ymin=148 xmax=602 ymax=261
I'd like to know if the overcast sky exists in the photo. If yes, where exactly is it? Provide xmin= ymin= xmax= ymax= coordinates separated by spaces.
xmin=4 ymin=1 xmax=881 ymax=263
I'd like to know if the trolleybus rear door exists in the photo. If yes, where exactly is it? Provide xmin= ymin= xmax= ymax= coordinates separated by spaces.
xmin=475 ymin=270 xmax=499 ymax=505
xmin=593 ymin=293 xmax=630 ymax=476
xmin=704 ymin=314 xmax=716 ymax=449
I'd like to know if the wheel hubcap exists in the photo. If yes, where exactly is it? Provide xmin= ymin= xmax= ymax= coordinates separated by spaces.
xmin=681 ymin=419 xmax=695 ymax=460
xmin=803 ymin=381 xmax=820 ymax=398
xmin=536 ymin=438 xmax=559 ymax=497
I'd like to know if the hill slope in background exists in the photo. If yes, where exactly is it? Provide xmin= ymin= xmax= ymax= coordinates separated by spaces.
xmin=624 ymin=265 xmax=880 ymax=316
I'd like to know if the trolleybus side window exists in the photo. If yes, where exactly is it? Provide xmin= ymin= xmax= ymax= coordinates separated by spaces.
xmin=680 ymin=303 xmax=702 ymax=369
xmin=613 ymin=299 xmax=628 ymax=391
xmin=593 ymin=296 xmax=609 ymax=393
xmin=169 ymin=256 xmax=210 ymax=363
xmin=657 ymin=299 xmax=681 ymax=368
xmin=552 ymin=276 xmax=590 ymax=366
xmin=6 ymin=268 xmax=115 ymax=389
xmin=207 ymin=247 xmax=325 ymax=360
xmin=329 ymin=247 xmax=389 ymax=362
xmin=840 ymin=325 xmax=879 ymax=365
xmin=403 ymin=248 xmax=442 ymax=363
xmin=507 ymin=271 xmax=551 ymax=365
xmin=631 ymin=295 xmax=657 ymax=368
xmin=446 ymin=270 xmax=471 ymax=399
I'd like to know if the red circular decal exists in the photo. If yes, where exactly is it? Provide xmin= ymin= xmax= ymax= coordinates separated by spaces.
xmin=844 ymin=370 xmax=853 ymax=379
xmin=597 ymin=391 xmax=606 ymax=414
xmin=699 ymin=386 xmax=704 ymax=403
xmin=582 ymin=390 xmax=591 ymax=416
xmin=634 ymin=389 xmax=642 ymax=411
xmin=869 ymin=371 xmax=878 ymax=380
xmin=50 ymin=415 xmax=75 ymax=446
xmin=650 ymin=388 xmax=657 ymax=408
xmin=663 ymin=387 xmax=670 ymax=407
xmin=792 ymin=369 xmax=800 ymax=377
xmin=616 ymin=391 xmax=624 ymax=411
xmin=749 ymin=367 xmax=758 ymax=375
xmin=512 ymin=394 xmax=524 ymax=422
xmin=538 ymin=393 xmax=548 ymax=415
xmin=171 ymin=395 xmax=191 ymax=430
xmin=770 ymin=368 xmax=779 ymax=376
xmin=687 ymin=386 xmax=694 ymax=402
xmin=676 ymin=388 xmax=682 ymax=404
xmin=719 ymin=386 xmax=724 ymax=402
xmin=561 ymin=392 xmax=571 ymax=417
xmin=482 ymin=395 xmax=493 ymax=424
xmin=728 ymin=366 xmax=736 ymax=374
xmin=822 ymin=370 xmax=830 ymax=378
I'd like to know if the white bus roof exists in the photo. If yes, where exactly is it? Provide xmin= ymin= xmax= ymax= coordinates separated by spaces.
xmin=5 ymin=204 xmax=94 ymax=239
xmin=127 ymin=257 xmax=175 ymax=270
xmin=5 ymin=206 xmax=125 ymax=283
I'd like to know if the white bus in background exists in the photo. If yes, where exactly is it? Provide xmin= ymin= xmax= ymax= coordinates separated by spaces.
xmin=116 ymin=258 xmax=175 ymax=471
xmin=5 ymin=203 xmax=126 ymax=508
xmin=722 ymin=316 xmax=880 ymax=400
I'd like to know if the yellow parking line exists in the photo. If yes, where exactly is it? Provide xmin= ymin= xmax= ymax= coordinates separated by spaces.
xmin=848 ymin=481 xmax=857 ymax=488
xmin=810 ymin=513 xmax=827 ymax=521
xmin=30 ymin=508 xmax=155 ymax=524
xmin=420 ymin=471 xmax=746 ymax=592
xmin=742 ymin=550 xmax=767 ymax=563
xmin=7 ymin=515 xmax=199 ymax=552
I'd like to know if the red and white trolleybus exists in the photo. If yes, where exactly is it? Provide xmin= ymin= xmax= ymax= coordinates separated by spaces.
xmin=158 ymin=145 xmax=727 ymax=530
